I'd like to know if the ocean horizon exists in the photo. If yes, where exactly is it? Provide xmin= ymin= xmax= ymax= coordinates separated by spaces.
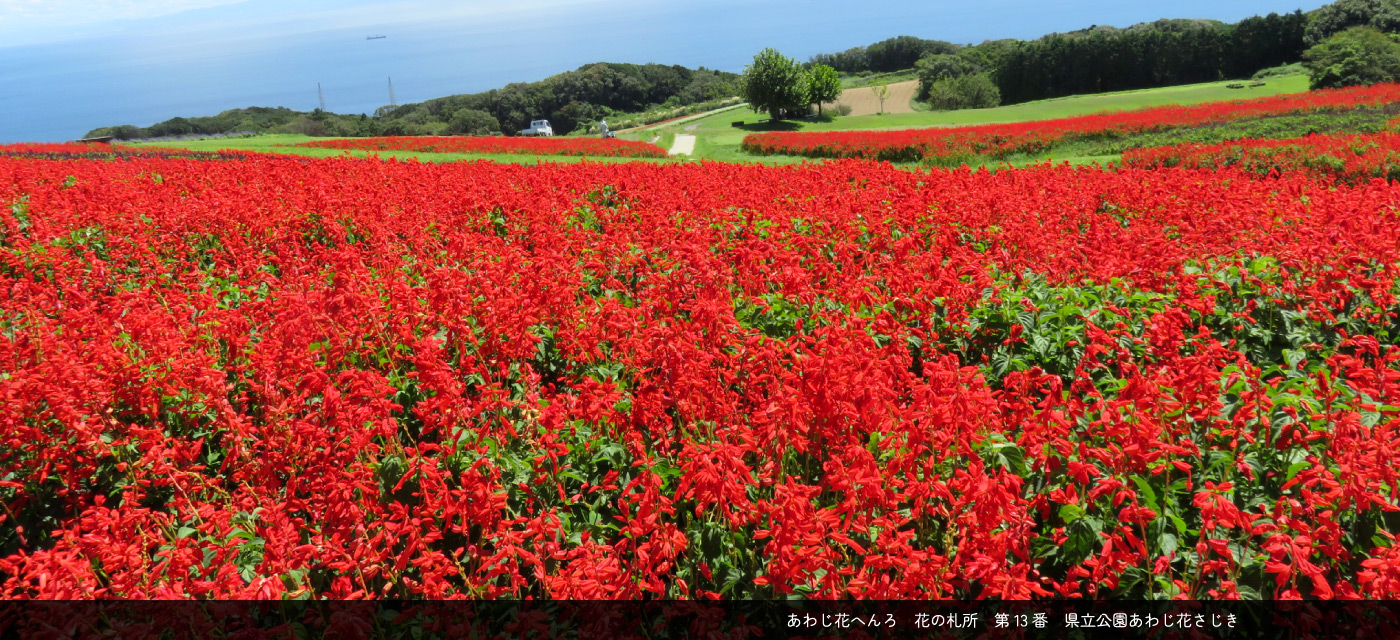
xmin=0 ymin=0 xmax=1326 ymax=143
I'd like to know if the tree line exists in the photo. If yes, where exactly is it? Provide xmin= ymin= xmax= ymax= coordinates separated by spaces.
xmin=809 ymin=35 xmax=961 ymax=74
xmin=808 ymin=0 xmax=1400 ymax=107
xmin=992 ymin=16 xmax=1307 ymax=103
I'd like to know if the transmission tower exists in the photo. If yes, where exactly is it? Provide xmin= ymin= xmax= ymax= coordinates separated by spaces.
xmin=318 ymin=83 xmax=327 ymax=112
xmin=388 ymin=77 xmax=397 ymax=108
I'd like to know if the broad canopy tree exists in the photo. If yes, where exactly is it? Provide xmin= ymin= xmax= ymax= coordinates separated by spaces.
xmin=741 ymin=48 xmax=809 ymax=120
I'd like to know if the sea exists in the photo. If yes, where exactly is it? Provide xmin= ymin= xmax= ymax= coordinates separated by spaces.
xmin=0 ymin=0 xmax=1327 ymax=143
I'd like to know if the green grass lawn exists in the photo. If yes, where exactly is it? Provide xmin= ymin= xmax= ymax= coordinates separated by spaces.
xmin=127 ymin=134 xmax=677 ymax=165
xmin=655 ymin=129 xmax=677 ymax=154
xmin=819 ymin=75 xmax=1310 ymax=132
xmin=679 ymin=75 xmax=1312 ymax=162
xmin=841 ymin=70 xmax=920 ymax=88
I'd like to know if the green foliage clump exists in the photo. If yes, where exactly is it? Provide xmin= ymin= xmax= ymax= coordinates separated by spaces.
xmin=808 ymin=35 xmax=959 ymax=74
xmin=446 ymin=109 xmax=501 ymax=136
xmin=924 ymin=73 xmax=1002 ymax=111
xmin=1251 ymin=62 xmax=1306 ymax=79
xmin=914 ymin=46 xmax=1005 ymax=109
xmin=864 ymin=35 xmax=960 ymax=72
xmin=1304 ymin=0 xmax=1400 ymax=46
xmin=915 ymin=53 xmax=982 ymax=100
xmin=1303 ymin=26 xmax=1400 ymax=89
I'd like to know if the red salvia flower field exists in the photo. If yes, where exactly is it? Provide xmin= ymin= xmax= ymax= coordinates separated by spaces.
xmin=0 ymin=143 xmax=254 ymax=162
xmin=289 ymin=136 xmax=669 ymax=158
xmin=741 ymin=83 xmax=1400 ymax=163
xmin=1123 ymin=129 xmax=1400 ymax=182
xmin=4 ymin=145 xmax=1400 ymax=600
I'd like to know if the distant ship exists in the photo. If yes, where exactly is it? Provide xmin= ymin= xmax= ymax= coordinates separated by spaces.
xmin=367 ymin=35 xmax=386 ymax=40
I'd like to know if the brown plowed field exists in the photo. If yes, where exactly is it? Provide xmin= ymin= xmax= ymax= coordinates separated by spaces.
xmin=820 ymin=79 xmax=919 ymax=116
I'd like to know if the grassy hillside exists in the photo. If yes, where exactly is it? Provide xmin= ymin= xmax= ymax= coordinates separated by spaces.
xmin=139 ymin=75 xmax=1314 ymax=167
xmin=671 ymin=75 xmax=1312 ymax=163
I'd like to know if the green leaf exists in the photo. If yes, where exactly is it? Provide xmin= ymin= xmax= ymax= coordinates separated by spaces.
xmin=1160 ymin=532 xmax=1179 ymax=556
xmin=985 ymin=440 xmax=1028 ymax=477
xmin=1132 ymin=476 xmax=1160 ymax=512
xmin=1031 ymin=535 xmax=1061 ymax=561
xmin=1062 ymin=517 xmax=1102 ymax=565
xmin=1168 ymin=513 xmax=1188 ymax=537
xmin=1154 ymin=575 xmax=1182 ymax=599
xmin=1148 ymin=518 xmax=1179 ymax=556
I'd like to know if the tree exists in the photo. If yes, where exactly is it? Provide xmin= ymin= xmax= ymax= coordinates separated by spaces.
xmin=1303 ymin=25 xmax=1400 ymax=88
xmin=962 ymin=39 xmax=1019 ymax=71
xmin=553 ymin=100 xmax=602 ymax=135
xmin=447 ymin=108 xmax=500 ymax=135
xmin=915 ymin=53 xmax=983 ymax=100
xmin=871 ymin=83 xmax=890 ymax=114
xmin=112 ymin=125 xmax=143 ymax=140
xmin=741 ymin=48 xmax=808 ymax=120
xmin=378 ymin=120 xmax=407 ymax=136
xmin=1226 ymin=12 xmax=1308 ymax=78
xmin=805 ymin=64 xmax=842 ymax=116
xmin=680 ymin=72 xmax=737 ymax=103
xmin=958 ymin=73 xmax=1002 ymax=109
xmin=1304 ymin=0 xmax=1400 ymax=46
xmin=808 ymin=36 xmax=960 ymax=74
xmin=809 ymin=46 xmax=869 ymax=73
xmin=865 ymin=36 xmax=959 ymax=72
xmin=925 ymin=73 xmax=1002 ymax=110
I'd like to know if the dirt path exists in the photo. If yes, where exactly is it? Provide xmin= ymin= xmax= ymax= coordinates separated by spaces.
xmin=669 ymin=134 xmax=696 ymax=156
xmin=821 ymin=80 xmax=919 ymax=116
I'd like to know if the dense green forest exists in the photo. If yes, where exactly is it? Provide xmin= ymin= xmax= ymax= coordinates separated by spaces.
xmin=991 ymin=15 xmax=1307 ymax=103
xmin=810 ymin=0 xmax=1400 ymax=105
xmin=87 ymin=62 xmax=738 ymax=140
xmin=808 ymin=35 xmax=962 ymax=73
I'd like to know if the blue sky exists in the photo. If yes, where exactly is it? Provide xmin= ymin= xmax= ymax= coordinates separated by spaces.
xmin=1 ymin=0 xmax=1331 ymax=142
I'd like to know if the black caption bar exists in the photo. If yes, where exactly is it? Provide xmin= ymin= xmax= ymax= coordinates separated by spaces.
xmin=2 ymin=600 xmax=1397 ymax=639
